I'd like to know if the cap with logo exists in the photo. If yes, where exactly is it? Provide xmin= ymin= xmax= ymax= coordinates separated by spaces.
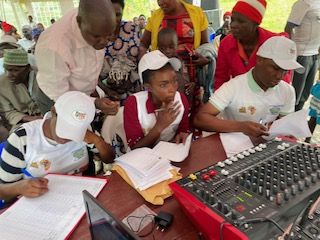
xmin=54 ymin=91 xmax=95 ymax=142
xmin=138 ymin=50 xmax=181 ymax=83
xmin=256 ymin=36 xmax=305 ymax=73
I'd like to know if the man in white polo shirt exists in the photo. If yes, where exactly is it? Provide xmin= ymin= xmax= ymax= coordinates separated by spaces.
xmin=194 ymin=36 xmax=304 ymax=137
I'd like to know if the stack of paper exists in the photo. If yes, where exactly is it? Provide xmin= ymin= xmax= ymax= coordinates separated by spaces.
xmin=115 ymin=148 xmax=174 ymax=190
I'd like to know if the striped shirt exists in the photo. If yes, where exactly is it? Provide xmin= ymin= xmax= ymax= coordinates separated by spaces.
xmin=0 ymin=127 xmax=27 ymax=183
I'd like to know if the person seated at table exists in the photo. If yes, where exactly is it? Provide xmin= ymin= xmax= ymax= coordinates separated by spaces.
xmin=0 ymin=91 xmax=114 ymax=200
xmin=124 ymin=50 xmax=190 ymax=149
xmin=0 ymin=49 xmax=42 ymax=131
xmin=194 ymin=36 xmax=304 ymax=138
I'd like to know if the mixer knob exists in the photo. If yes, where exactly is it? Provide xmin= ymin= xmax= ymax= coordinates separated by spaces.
xmin=230 ymin=156 xmax=238 ymax=162
xmin=277 ymin=145 xmax=285 ymax=150
xmin=287 ymin=177 xmax=293 ymax=186
xmin=276 ymin=193 xmax=284 ymax=205
xmin=298 ymin=180 xmax=305 ymax=191
xmin=258 ymin=186 xmax=263 ymax=195
xmin=217 ymin=162 xmax=225 ymax=168
xmin=243 ymin=151 xmax=250 ymax=156
xmin=222 ymin=204 xmax=231 ymax=214
xmin=231 ymin=210 xmax=241 ymax=220
xmin=312 ymin=163 xmax=317 ymax=171
xmin=259 ymin=143 xmax=267 ymax=149
xmin=252 ymin=183 xmax=258 ymax=192
xmin=217 ymin=201 xmax=223 ymax=211
xmin=273 ymin=186 xmax=278 ymax=194
xmin=248 ymin=148 xmax=256 ymax=154
xmin=208 ymin=170 xmax=217 ymax=177
xmin=237 ymin=153 xmax=245 ymax=159
xmin=204 ymin=191 xmax=210 ymax=202
xmin=266 ymin=189 xmax=271 ymax=198
xmin=317 ymin=170 xmax=320 ymax=179
xmin=209 ymin=194 xmax=216 ymax=205
xmin=224 ymin=159 xmax=233 ymax=165
xmin=304 ymin=177 xmax=311 ymax=187
xmin=293 ymin=174 xmax=299 ymax=182
xmin=311 ymin=173 xmax=317 ymax=183
xmin=202 ymin=174 xmax=210 ymax=181
xmin=300 ymin=170 xmax=306 ymax=179
xmin=306 ymin=167 xmax=312 ymax=175
xmin=255 ymin=146 xmax=263 ymax=152
xmin=284 ymin=189 xmax=290 ymax=201
xmin=291 ymin=185 xmax=298 ymax=195
xmin=280 ymin=181 xmax=286 ymax=191
xmin=245 ymin=180 xmax=251 ymax=189
xmin=221 ymin=169 xmax=229 ymax=176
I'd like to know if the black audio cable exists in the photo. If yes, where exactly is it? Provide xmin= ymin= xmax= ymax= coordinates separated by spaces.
xmin=237 ymin=217 xmax=285 ymax=233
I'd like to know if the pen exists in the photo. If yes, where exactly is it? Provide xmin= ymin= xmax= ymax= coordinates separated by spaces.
xmin=155 ymin=108 xmax=165 ymax=112
xmin=21 ymin=168 xmax=35 ymax=178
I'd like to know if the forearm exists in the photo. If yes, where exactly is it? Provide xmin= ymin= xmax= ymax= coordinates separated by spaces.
xmin=130 ymin=126 xmax=162 ymax=149
xmin=94 ymin=138 xmax=115 ymax=164
xmin=193 ymin=112 xmax=242 ymax=133
xmin=0 ymin=182 xmax=21 ymax=201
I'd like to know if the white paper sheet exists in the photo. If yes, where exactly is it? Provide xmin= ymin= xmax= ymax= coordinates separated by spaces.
xmin=0 ymin=174 xmax=106 ymax=240
xmin=220 ymin=132 xmax=254 ymax=157
xmin=265 ymin=109 xmax=312 ymax=140
xmin=152 ymin=134 xmax=192 ymax=162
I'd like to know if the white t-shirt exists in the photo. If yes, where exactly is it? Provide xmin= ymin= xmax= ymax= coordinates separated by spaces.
xmin=287 ymin=0 xmax=320 ymax=56
xmin=17 ymin=38 xmax=34 ymax=52
xmin=209 ymin=70 xmax=295 ymax=123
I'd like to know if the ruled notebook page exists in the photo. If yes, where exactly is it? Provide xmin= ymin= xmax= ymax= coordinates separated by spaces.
xmin=0 ymin=174 xmax=107 ymax=240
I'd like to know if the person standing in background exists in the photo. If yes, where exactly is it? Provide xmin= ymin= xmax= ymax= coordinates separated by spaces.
xmin=35 ymin=0 xmax=119 ymax=116
xmin=285 ymin=0 xmax=320 ymax=111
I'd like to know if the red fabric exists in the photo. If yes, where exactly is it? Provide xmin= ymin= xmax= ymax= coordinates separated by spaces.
xmin=232 ymin=0 xmax=267 ymax=24
xmin=223 ymin=11 xmax=232 ymax=19
xmin=214 ymin=27 xmax=291 ymax=90
xmin=160 ymin=13 xmax=194 ymax=56
xmin=1 ymin=22 xmax=13 ymax=33
xmin=123 ymin=92 xmax=190 ymax=148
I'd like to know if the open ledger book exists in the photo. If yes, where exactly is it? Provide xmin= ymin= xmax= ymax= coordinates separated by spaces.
xmin=115 ymin=134 xmax=192 ymax=190
xmin=0 ymin=174 xmax=107 ymax=240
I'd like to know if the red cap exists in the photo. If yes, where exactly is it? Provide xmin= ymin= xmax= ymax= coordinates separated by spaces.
xmin=232 ymin=0 xmax=267 ymax=25
xmin=1 ymin=22 xmax=13 ymax=33
xmin=223 ymin=11 xmax=232 ymax=19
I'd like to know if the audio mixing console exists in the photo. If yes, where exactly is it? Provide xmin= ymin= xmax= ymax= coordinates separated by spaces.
xmin=170 ymin=138 xmax=320 ymax=240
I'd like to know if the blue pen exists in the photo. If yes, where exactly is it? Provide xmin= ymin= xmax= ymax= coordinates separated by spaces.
xmin=21 ymin=168 xmax=35 ymax=178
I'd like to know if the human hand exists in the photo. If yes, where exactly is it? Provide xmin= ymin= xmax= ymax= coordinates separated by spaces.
xmin=185 ymin=82 xmax=195 ymax=96
xmin=175 ymin=132 xmax=189 ymax=144
xmin=241 ymin=121 xmax=269 ymax=137
xmin=191 ymin=52 xmax=210 ymax=66
xmin=155 ymin=101 xmax=181 ymax=132
xmin=16 ymin=178 xmax=49 ymax=198
xmin=95 ymin=97 xmax=120 ymax=115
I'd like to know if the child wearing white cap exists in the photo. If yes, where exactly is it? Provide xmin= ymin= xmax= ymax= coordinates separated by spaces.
xmin=124 ymin=50 xmax=190 ymax=149
xmin=0 ymin=91 xmax=114 ymax=201
xmin=194 ymin=36 xmax=304 ymax=137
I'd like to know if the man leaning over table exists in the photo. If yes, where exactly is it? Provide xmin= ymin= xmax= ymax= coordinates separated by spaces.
xmin=194 ymin=36 xmax=304 ymax=138
xmin=34 ymin=0 xmax=120 ymax=116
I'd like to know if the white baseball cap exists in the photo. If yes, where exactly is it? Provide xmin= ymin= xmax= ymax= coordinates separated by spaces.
xmin=54 ymin=91 xmax=95 ymax=142
xmin=138 ymin=50 xmax=181 ymax=83
xmin=256 ymin=36 xmax=304 ymax=73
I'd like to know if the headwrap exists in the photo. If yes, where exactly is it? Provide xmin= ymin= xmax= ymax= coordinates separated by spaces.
xmin=232 ymin=0 xmax=267 ymax=25
xmin=1 ymin=22 xmax=14 ymax=33
xmin=3 ymin=48 xmax=28 ymax=66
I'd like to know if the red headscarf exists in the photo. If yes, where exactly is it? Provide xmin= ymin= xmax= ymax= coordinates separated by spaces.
xmin=232 ymin=0 xmax=267 ymax=25
xmin=1 ymin=22 xmax=14 ymax=33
